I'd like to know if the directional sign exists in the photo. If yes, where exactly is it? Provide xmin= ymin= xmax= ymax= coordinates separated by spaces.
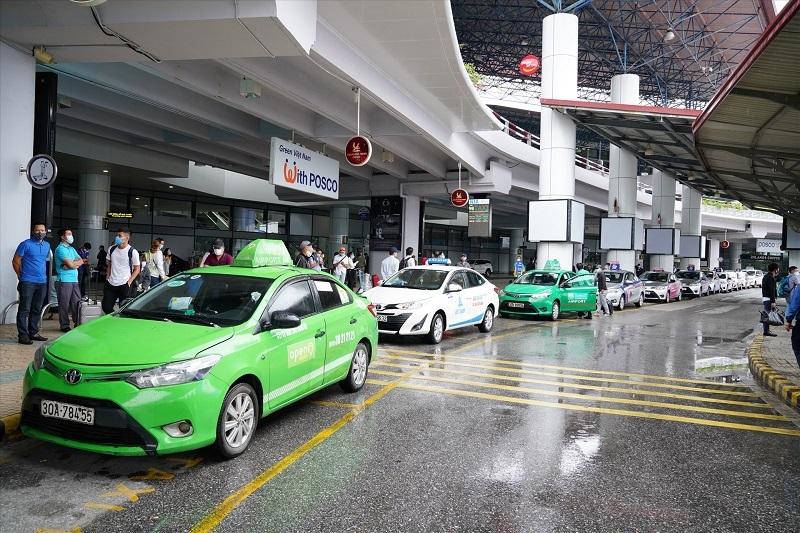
xmin=451 ymin=188 xmax=469 ymax=208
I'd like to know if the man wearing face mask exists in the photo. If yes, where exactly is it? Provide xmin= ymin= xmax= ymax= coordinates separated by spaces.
xmin=12 ymin=223 xmax=51 ymax=345
xmin=54 ymin=228 xmax=84 ymax=332
xmin=295 ymin=240 xmax=319 ymax=270
xmin=102 ymin=228 xmax=141 ymax=314
xmin=200 ymin=239 xmax=233 ymax=267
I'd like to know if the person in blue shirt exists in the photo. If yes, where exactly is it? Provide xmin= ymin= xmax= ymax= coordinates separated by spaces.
xmin=11 ymin=223 xmax=51 ymax=345
xmin=54 ymin=228 xmax=85 ymax=332
xmin=785 ymin=278 xmax=800 ymax=370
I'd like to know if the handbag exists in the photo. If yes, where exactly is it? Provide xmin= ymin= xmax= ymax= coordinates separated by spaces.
xmin=768 ymin=308 xmax=785 ymax=326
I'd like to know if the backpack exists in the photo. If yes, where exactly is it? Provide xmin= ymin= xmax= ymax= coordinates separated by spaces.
xmin=778 ymin=276 xmax=791 ymax=298
xmin=399 ymin=255 xmax=412 ymax=269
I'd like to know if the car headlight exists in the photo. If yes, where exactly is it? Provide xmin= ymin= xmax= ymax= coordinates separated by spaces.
xmin=498 ymin=290 xmax=506 ymax=297
xmin=530 ymin=293 xmax=550 ymax=300
xmin=127 ymin=353 xmax=222 ymax=389
xmin=395 ymin=299 xmax=429 ymax=310
xmin=33 ymin=343 xmax=49 ymax=371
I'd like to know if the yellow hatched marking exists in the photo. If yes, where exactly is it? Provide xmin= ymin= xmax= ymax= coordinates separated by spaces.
xmin=370 ymin=361 xmax=770 ymax=408
xmin=383 ymin=348 xmax=751 ymax=388
xmin=84 ymin=502 xmax=124 ymax=512
xmin=397 ymin=382 xmax=800 ymax=437
xmin=167 ymin=456 xmax=204 ymax=469
xmin=129 ymin=468 xmax=175 ymax=481
xmin=383 ymin=355 xmax=758 ymax=397
xmin=370 ymin=368 xmax=406 ymax=377
xmin=102 ymin=484 xmax=154 ymax=503
xmin=404 ymin=374 xmax=787 ymax=421
xmin=309 ymin=400 xmax=362 ymax=409
xmin=35 ymin=528 xmax=82 ymax=533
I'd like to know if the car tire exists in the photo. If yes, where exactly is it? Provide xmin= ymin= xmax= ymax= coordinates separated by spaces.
xmin=478 ymin=307 xmax=494 ymax=333
xmin=215 ymin=382 xmax=259 ymax=459
xmin=550 ymin=301 xmax=560 ymax=321
xmin=665 ymin=292 xmax=670 ymax=304
xmin=677 ymin=291 xmax=682 ymax=302
xmin=340 ymin=342 xmax=369 ymax=392
xmin=428 ymin=312 xmax=445 ymax=344
xmin=635 ymin=293 xmax=644 ymax=308
xmin=485 ymin=269 xmax=492 ymax=277
xmin=617 ymin=296 xmax=625 ymax=311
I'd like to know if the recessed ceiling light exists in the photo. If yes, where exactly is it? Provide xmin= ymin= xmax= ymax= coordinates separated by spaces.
xmin=168 ymin=185 xmax=174 ymax=189
xmin=102 ymin=169 xmax=108 ymax=173
xmin=144 ymin=204 xmax=148 ymax=207
xmin=135 ymin=197 xmax=140 ymax=200
xmin=664 ymin=28 xmax=676 ymax=42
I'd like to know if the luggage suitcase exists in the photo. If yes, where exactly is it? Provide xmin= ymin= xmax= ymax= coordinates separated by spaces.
xmin=77 ymin=299 xmax=103 ymax=325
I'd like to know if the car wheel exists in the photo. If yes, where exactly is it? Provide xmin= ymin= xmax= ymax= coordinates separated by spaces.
xmin=635 ymin=293 xmax=644 ymax=308
xmin=617 ymin=296 xmax=625 ymax=311
xmin=665 ymin=292 xmax=670 ymax=304
xmin=478 ymin=307 xmax=494 ymax=333
xmin=215 ymin=383 xmax=259 ymax=459
xmin=340 ymin=342 xmax=369 ymax=392
xmin=550 ymin=301 xmax=560 ymax=321
xmin=427 ymin=312 xmax=445 ymax=344
xmin=677 ymin=291 xmax=682 ymax=301
xmin=485 ymin=269 xmax=492 ymax=277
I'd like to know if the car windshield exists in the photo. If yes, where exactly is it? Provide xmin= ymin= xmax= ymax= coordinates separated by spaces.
xmin=605 ymin=272 xmax=624 ymax=283
xmin=718 ymin=273 xmax=727 ymax=279
xmin=746 ymin=270 xmax=755 ymax=276
xmin=122 ymin=273 xmax=272 ymax=327
xmin=514 ymin=271 xmax=559 ymax=286
xmin=677 ymin=271 xmax=700 ymax=280
xmin=642 ymin=272 xmax=669 ymax=283
xmin=382 ymin=269 xmax=448 ymax=290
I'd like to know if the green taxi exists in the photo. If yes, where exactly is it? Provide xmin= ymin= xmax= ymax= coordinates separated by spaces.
xmin=20 ymin=240 xmax=378 ymax=458
xmin=498 ymin=261 xmax=597 ymax=320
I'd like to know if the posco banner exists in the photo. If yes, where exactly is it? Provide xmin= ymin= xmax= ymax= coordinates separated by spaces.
xmin=270 ymin=137 xmax=340 ymax=199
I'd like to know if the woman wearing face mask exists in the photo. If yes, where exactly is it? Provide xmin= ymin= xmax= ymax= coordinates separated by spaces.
xmin=200 ymin=238 xmax=233 ymax=267
xmin=144 ymin=239 xmax=168 ymax=287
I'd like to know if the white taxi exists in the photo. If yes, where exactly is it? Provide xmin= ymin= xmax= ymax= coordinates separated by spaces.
xmin=365 ymin=266 xmax=499 ymax=344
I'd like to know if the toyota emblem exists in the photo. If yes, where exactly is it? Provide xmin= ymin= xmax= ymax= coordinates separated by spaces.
xmin=64 ymin=369 xmax=82 ymax=385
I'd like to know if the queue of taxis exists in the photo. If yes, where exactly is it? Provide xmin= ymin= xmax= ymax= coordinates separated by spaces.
xmin=21 ymin=240 xmax=378 ymax=458
xmin=603 ymin=270 xmax=645 ymax=310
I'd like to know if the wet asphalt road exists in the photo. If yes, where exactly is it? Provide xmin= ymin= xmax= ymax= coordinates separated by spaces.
xmin=1 ymin=288 xmax=799 ymax=532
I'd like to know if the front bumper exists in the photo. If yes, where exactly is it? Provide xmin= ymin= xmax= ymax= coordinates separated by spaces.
xmin=682 ymin=286 xmax=701 ymax=296
xmin=644 ymin=289 xmax=668 ymax=301
xmin=499 ymin=296 xmax=551 ymax=316
xmin=21 ymin=360 xmax=227 ymax=456
xmin=376 ymin=310 xmax=431 ymax=335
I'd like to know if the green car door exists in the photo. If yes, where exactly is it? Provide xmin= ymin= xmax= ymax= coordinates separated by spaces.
xmin=561 ymin=273 xmax=597 ymax=312
xmin=310 ymin=278 xmax=360 ymax=382
xmin=264 ymin=279 xmax=327 ymax=409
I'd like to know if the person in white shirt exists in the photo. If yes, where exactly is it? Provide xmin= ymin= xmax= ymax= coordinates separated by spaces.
xmin=102 ymin=228 xmax=140 ymax=314
xmin=402 ymin=247 xmax=417 ymax=268
xmin=144 ymin=239 xmax=168 ymax=288
xmin=380 ymin=247 xmax=400 ymax=280
xmin=332 ymin=246 xmax=354 ymax=283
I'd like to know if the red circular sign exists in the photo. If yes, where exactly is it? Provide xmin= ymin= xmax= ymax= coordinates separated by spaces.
xmin=451 ymin=188 xmax=469 ymax=208
xmin=345 ymin=136 xmax=372 ymax=167
xmin=720 ymin=240 xmax=730 ymax=249
xmin=519 ymin=54 xmax=541 ymax=77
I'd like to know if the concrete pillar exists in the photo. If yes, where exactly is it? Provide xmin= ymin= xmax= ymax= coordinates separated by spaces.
xmin=510 ymin=228 xmax=524 ymax=273
xmin=606 ymin=74 xmax=640 ymax=272
xmin=330 ymin=206 xmax=349 ymax=252
xmin=0 ymin=43 xmax=35 ymax=322
xmin=78 ymin=173 xmax=111 ymax=252
xmin=401 ymin=195 xmax=420 ymax=257
xmin=649 ymin=169 xmax=676 ymax=270
xmin=707 ymin=239 xmax=720 ymax=270
xmin=679 ymin=185 xmax=702 ymax=269
xmin=536 ymin=12 xmax=580 ymax=269
xmin=730 ymin=242 xmax=742 ymax=270
xmin=788 ymin=251 xmax=800 ymax=269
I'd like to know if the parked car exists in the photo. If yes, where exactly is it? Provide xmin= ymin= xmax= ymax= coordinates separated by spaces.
xmin=736 ymin=271 xmax=749 ymax=288
xmin=724 ymin=271 xmax=740 ymax=290
xmin=603 ymin=270 xmax=645 ymax=310
xmin=676 ymin=270 xmax=710 ymax=297
xmin=717 ymin=271 xmax=733 ymax=292
xmin=744 ymin=269 xmax=758 ymax=288
xmin=470 ymin=259 xmax=494 ymax=276
xmin=703 ymin=271 xmax=721 ymax=294
xmin=499 ymin=264 xmax=597 ymax=320
xmin=641 ymin=271 xmax=682 ymax=302
xmin=755 ymin=270 xmax=764 ymax=287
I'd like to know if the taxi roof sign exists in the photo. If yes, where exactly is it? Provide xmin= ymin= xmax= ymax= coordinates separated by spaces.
xmin=542 ymin=259 xmax=561 ymax=271
xmin=233 ymin=239 xmax=292 ymax=268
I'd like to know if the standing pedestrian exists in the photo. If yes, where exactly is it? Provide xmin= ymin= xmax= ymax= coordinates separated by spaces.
xmin=11 ymin=222 xmax=51 ymax=344
xmin=295 ymin=241 xmax=319 ymax=270
xmin=200 ymin=239 xmax=233 ymax=268
xmin=96 ymin=244 xmax=107 ymax=278
xmin=514 ymin=256 xmax=525 ymax=276
xmin=761 ymin=263 xmax=780 ymax=337
xmin=332 ymin=246 xmax=354 ymax=283
xmin=401 ymin=247 xmax=417 ymax=269
xmin=456 ymin=254 xmax=471 ymax=269
xmin=785 ymin=265 xmax=799 ymax=305
xmin=77 ymin=242 xmax=91 ymax=298
xmin=785 ymin=275 xmax=800 ymax=370
xmin=380 ymin=247 xmax=400 ymax=280
xmin=102 ymin=228 xmax=140 ymax=314
xmin=54 ymin=228 xmax=84 ymax=332
xmin=163 ymin=248 xmax=173 ymax=276
xmin=144 ymin=239 xmax=169 ymax=287
xmin=596 ymin=266 xmax=612 ymax=317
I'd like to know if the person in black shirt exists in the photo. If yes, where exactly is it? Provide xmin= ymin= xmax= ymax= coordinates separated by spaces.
xmin=762 ymin=262 xmax=780 ymax=337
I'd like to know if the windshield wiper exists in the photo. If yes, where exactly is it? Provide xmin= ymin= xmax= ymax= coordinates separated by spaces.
xmin=119 ymin=309 xmax=172 ymax=322
xmin=165 ymin=314 xmax=220 ymax=328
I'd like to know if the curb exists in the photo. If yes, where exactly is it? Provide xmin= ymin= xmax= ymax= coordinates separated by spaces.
xmin=0 ymin=413 xmax=20 ymax=439
xmin=747 ymin=337 xmax=800 ymax=411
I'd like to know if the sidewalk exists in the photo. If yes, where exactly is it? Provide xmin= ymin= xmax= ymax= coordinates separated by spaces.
xmin=0 ymin=319 xmax=66 ymax=435
xmin=748 ymin=332 xmax=800 ymax=411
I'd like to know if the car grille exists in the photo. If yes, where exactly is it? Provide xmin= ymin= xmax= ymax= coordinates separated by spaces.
xmin=377 ymin=313 xmax=412 ymax=332
xmin=21 ymin=389 xmax=157 ymax=453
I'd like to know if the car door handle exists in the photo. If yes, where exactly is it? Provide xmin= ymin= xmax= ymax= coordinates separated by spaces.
xmin=350 ymin=317 xmax=358 ymax=324
xmin=315 ymin=330 xmax=325 ymax=338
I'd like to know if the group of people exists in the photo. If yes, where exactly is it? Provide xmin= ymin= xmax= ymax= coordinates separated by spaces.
xmin=761 ymin=263 xmax=800 ymax=369
xmin=11 ymin=224 xmax=178 ymax=344
xmin=295 ymin=240 xmax=368 ymax=291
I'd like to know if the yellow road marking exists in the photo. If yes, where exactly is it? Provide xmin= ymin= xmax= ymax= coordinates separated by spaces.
xmin=102 ymin=484 xmax=154 ymax=503
xmin=383 ymin=355 xmax=757 ymax=396
xmin=403 ymin=374 xmax=787 ymax=421
xmin=370 ymin=361 xmax=770 ymax=408
xmin=397 ymin=382 xmax=800 ymax=437
xmin=84 ymin=502 xmax=124 ymax=512
xmin=308 ymin=400 xmax=362 ymax=409
xmin=366 ymin=378 xmax=394 ymax=385
xmin=382 ymin=348 xmax=751 ymax=388
xmin=191 ymin=365 xmax=426 ymax=533
xmin=129 ymin=468 xmax=176 ymax=481
xmin=448 ymin=323 xmax=548 ymax=354
xmin=167 ymin=456 xmax=204 ymax=469
xmin=370 ymin=368 xmax=406 ymax=377
xmin=35 ymin=528 xmax=82 ymax=533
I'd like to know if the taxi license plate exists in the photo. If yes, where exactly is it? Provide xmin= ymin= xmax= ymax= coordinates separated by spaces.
xmin=376 ymin=314 xmax=389 ymax=322
xmin=508 ymin=302 xmax=525 ymax=308
xmin=40 ymin=400 xmax=95 ymax=425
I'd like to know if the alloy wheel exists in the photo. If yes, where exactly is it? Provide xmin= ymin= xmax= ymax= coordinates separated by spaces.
xmin=223 ymin=392 xmax=255 ymax=449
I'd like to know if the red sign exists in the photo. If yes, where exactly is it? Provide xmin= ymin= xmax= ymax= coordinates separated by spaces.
xmin=451 ymin=188 xmax=469 ymax=208
xmin=519 ymin=54 xmax=541 ymax=77
xmin=720 ymin=240 xmax=730 ymax=249
xmin=345 ymin=136 xmax=371 ymax=167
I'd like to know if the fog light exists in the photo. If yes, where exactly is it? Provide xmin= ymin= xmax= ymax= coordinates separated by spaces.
xmin=411 ymin=314 xmax=428 ymax=332
xmin=163 ymin=420 xmax=193 ymax=438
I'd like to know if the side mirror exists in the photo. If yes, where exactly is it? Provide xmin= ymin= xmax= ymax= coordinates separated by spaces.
xmin=446 ymin=283 xmax=463 ymax=293
xmin=268 ymin=311 xmax=302 ymax=330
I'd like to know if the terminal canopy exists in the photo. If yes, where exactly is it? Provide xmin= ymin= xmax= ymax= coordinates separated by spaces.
xmin=233 ymin=240 xmax=292 ymax=268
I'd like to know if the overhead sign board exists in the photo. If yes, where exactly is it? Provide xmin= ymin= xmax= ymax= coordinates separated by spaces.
xmin=269 ymin=137 xmax=339 ymax=199
xmin=451 ymin=188 xmax=469 ymax=208
xmin=345 ymin=136 xmax=372 ymax=167
xmin=26 ymin=154 xmax=57 ymax=189
xmin=468 ymin=198 xmax=492 ymax=238
xmin=755 ymin=239 xmax=781 ymax=254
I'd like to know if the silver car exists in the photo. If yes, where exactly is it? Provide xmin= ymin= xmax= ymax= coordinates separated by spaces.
xmin=603 ymin=270 xmax=645 ymax=310
xmin=717 ymin=271 xmax=733 ymax=292
xmin=703 ymin=271 xmax=721 ymax=294
xmin=677 ymin=270 xmax=710 ymax=297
